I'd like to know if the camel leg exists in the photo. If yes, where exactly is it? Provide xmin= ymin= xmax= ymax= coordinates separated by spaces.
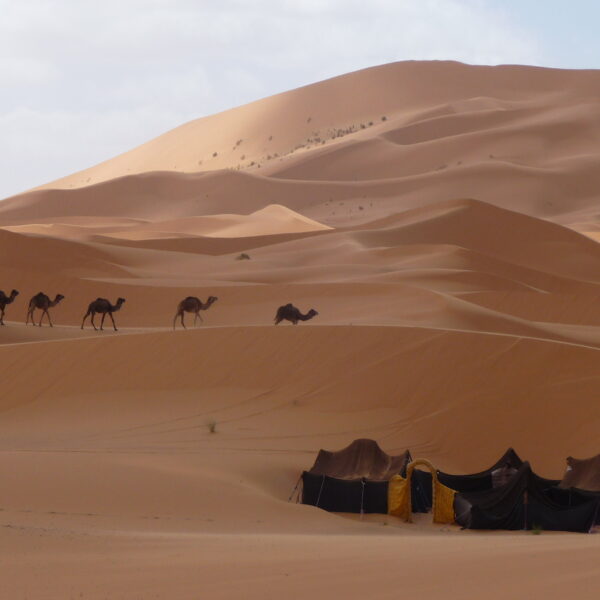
xmin=173 ymin=311 xmax=179 ymax=330
xmin=194 ymin=311 xmax=203 ymax=326
xmin=100 ymin=313 xmax=106 ymax=331
xmin=181 ymin=312 xmax=186 ymax=329
xmin=0 ymin=307 xmax=4 ymax=325
xmin=90 ymin=312 xmax=98 ymax=331
xmin=42 ymin=309 xmax=53 ymax=327
xmin=81 ymin=311 xmax=90 ymax=329
xmin=109 ymin=312 xmax=117 ymax=331
xmin=26 ymin=308 xmax=33 ymax=326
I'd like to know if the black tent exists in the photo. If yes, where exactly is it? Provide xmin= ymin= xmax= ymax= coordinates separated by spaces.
xmin=301 ymin=439 xmax=411 ymax=513
xmin=454 ymin=462 xmax=600 ymax=533
xmin=410 ymin=448 xmax=530 ymax=513
xmin=559 ymin=453 xmax=600 ymax=492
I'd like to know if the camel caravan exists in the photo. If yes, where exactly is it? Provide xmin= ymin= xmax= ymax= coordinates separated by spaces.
xmin=0 ymin=289 xmax=319 ymax=331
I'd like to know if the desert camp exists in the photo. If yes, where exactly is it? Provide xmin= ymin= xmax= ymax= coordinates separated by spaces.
xmin=301 ymin=440 xmax=600 ymax=533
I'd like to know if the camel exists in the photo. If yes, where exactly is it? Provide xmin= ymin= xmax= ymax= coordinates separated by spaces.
xmin=274 ymin=303 xmax=318 ymax=325
xmin=81 ymin=297 xmax=126 ymax=331
xmin=173 ymin=296 xmax=218 ymax=329
xmin=26 ymin=292 xmax=65 ymax=327
xmin=0 ymin=289 xmax=19 ymax=325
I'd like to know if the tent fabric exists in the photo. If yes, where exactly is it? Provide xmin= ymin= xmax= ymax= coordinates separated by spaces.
xmin=388 ymin=475 xmax=410 ymax=520
xmin=306 ymin=439 xmax=411 ymax=480
xmin=454 ymin=462 xmax=600 ymax=533
xmin=301 ymin=439 xmax=411 ymax=514
xmin=559 ymin=454 xmax=600 ymax=492
xmin=301 ymin=473 xmax=389 ymax=513
xmin=434 ymin=480 xmax=456 ymax=524
xmin=388 ymin=461 xmax=456 ymax=524
xmin=408 ymin=448 xmax=527 ymax=513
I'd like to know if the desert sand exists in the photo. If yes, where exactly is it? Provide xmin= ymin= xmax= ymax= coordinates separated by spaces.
xmin=1 ymin=60 xmax=600 ymax=599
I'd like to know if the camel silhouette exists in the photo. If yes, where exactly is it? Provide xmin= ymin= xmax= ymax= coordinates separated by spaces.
xmin=173 ymin=296 xmax=218 ymax=329
xmin=274 ymin=303 xmax=318 ymax=325
xmin=81 ymin=297 xmax=126 ymax=331
xmin=26 ymin=292 xmax=65 ymax=327
xmin=0 ymin=289 xmax=19 ymax=326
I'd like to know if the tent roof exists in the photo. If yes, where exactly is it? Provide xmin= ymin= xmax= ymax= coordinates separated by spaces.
xmin=307 ymin=439 xmax=411 ymax=481
xmin=559 ymin=453 xmax=600 ymax=492
xmin=455 ymin=462 xmax=600 ymax=532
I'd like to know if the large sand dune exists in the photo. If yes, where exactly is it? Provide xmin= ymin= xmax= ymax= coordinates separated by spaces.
xmin=1 ymin=61 xmax=600 ymax=598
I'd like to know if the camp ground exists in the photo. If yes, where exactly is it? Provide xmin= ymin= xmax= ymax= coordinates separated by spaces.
xmin=299 ymin=440 xmax=600 ymax=533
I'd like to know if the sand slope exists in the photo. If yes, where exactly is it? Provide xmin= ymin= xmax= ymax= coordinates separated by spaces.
xmin=1 ymin=60 xmax=600 ymax=599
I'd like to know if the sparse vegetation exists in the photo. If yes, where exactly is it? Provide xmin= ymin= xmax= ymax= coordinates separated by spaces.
xmin=206 ymin=419 xmax=217 ymax=434
xmin=236 ymin=253 xmax=251 ymax=260
xmin=381 ymin=115 xmax=387 ymax=121
xmin=212 ymin=152 xmax=218 ymax=157
xmin=531 ymin=524 xmax=543 ymax=535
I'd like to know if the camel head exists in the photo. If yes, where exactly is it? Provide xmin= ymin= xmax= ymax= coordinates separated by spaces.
xmin=10 ymin=289 xmax=19 ymax=300
xmin=307 ymin=309 xmax=318 ymax=319
xmin=53 ymin=294 xmax=65 ymax=305
xmin=206 ymin=296 xmax=218 ymax=306
xmin=116 ymin=297 xmax=126 ymax=306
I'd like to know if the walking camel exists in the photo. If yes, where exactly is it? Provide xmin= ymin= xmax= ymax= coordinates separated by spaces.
xmin=274 ymin=303 xmax=318 ymax=325
xmin=0 ymin=289 xmax=19 ymax=325
xmin=173 ymin=296 xmax=218 ymax=329
xmin=81 ymin=297 xmax=126 ymax=331
xmin=26 ymin=292 xmax=65 ymax=327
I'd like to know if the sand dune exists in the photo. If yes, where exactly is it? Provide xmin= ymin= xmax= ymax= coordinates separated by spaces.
xmin=2 ymin=60 xmax=600 ymax=598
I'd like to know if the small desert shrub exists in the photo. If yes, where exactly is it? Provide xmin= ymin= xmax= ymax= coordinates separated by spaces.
xmin=206 ymin=419 xmax=217 ymax=433
xmin=368 ymin=121 xmax=373 ymax=126
xmin=381 ymin=115 xmax=387 ymax=121
xmin=212 ymin=152 xmax=218 ymax=157
xmin=531 ymin=524 xmax=543 ymax=535
xmin=236 ymin=253 xmax=250 ymax=260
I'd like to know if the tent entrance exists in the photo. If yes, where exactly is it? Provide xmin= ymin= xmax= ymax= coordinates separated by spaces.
xmin=388 ymin=459 xmax=455 ymax=524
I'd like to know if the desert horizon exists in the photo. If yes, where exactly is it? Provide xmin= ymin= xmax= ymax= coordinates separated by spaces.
xmin=2 ymin=57 xmax=600 ymax=598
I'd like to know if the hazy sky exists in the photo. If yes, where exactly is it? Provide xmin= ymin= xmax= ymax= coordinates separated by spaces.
xmin=1 ymin=0 xmax=598 ymax=199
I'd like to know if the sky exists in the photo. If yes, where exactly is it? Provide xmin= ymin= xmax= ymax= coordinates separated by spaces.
xmin=1 ymin=0 xmax=599 ymax=199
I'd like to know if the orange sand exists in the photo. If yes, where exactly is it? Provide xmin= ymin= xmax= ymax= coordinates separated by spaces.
xmin=1 ymin=61 xmax=600 ymax=599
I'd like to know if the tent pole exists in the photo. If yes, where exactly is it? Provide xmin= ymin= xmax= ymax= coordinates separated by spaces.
xmin=360 ymin=480 xmax=366 ymax=520
xmin=315 ymin=475 xmax=326 ymax=508
xmin=589 ymin=500 xmax=600 ymax=534
xmin=288 ymin=474 xmax=302 ymax=502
